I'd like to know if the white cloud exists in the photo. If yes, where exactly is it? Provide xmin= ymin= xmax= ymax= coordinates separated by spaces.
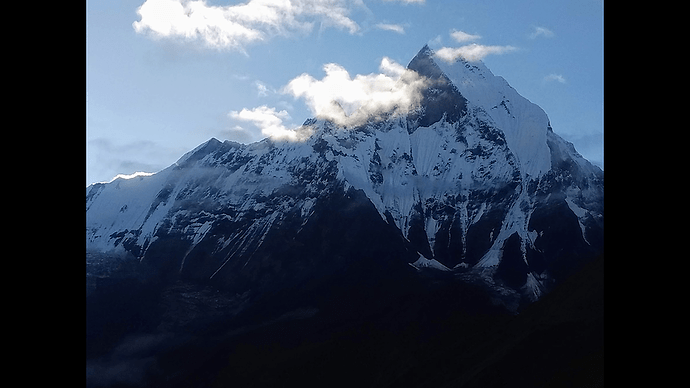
xmin=436 ymin=43 xmax=517 ymax=62
xmin=378 ymin=56 xmax=407 ymax=78
xmin=254 ymin=80 xmax=273 ymax=97
xmin=227 ymin=57 xmax=429 ymax=142
xmin=375 ymin=23 xmax=405 ymax=34
xmin=229 ymin=106 xmax=311 ymax=141
xmin=133 ymin=0 xmax=363 ymax=50
xmin=543 ymin=73 xmax=566 ymax=84
xmin=529 ymin=26 xmax=554 ymax=39
xmin=449 ymin=29 xmax=481 ymax=43
xmin=282 ymin=57 xmax=429 ymax=127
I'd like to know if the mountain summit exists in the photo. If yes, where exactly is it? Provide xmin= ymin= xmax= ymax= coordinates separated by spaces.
xmin=87 ymin=45 xmax=603 ymax=306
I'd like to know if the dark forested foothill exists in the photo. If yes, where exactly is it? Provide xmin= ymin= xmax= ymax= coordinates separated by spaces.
xmin=86 ymin=251 xmax=602 ymax=388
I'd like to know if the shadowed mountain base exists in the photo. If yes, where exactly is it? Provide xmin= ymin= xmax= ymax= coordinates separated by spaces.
xmin=87 ymin=254 xmax=602 ymax=388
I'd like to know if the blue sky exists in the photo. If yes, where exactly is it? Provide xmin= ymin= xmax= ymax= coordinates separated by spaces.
xmin=86 ymin=0 xmax=603 ymax=185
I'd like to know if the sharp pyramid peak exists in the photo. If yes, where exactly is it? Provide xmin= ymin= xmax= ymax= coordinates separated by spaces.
xmin=407 ymin=44 xmax=492 ymax=79
xmin=406 ymin=45 xmax=446 ymax=79
xmin=406 ymin=44 xmax=553 ymax=178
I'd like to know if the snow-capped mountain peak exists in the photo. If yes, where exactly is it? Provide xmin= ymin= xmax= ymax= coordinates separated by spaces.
xmin=86 ymin=45 xmax=603 ymax=306
xmin=409 ymin=45 xmax=552 ymax=179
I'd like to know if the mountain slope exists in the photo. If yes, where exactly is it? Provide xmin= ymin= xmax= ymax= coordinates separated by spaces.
xmin=86 ymin=45 xmax=603 ymax=305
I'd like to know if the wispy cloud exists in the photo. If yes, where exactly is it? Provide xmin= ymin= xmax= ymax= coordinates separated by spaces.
xmin=375 ymin=23 xmax=405 ymax=34
xmin=282 ymin=57 xmax=428 ymax=127
xmin=543 ymin=73 xmax=566 ymax=84
xmin=529 ymin=26 xmax=554 ymax=39
xmin=229 ymin=106 xmax=311 ymax=142
xmin=254 ymin=80 xmax=274 ymax=97
xmin=435 ymin=28 xmax=517 ymax=63
xmin=133 ymin=0 xmax=364 ymax=51
xmin=227 ymin=57 xmax=429 ymax=141
xmin=449 ymin=29 xmax=481 ymax=43
xmin=436 ymin=43 xmax=517 ymax=63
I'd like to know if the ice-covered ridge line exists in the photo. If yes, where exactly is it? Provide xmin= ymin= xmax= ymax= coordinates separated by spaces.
xmin=431 ymin=50 xmax=552 ymax=179
xmin=476 ymin=188 xmax=535 ymax=268
xmin=93 ymin=171 xmax=155 ymax=185
xmin=523 ymin=272 xmax=544 ymax=301
xmin=208 ymin=212 xmax=282 ymax=280
xmin=409 ymin=253 xmax=451 ymax=271
xmin=178 ymin=220 xmax=214 ymax=272
xmin=565 ymin=197 xmax=590 ymax=245
xmin=86 ymin=166 xmax=175 ymax=254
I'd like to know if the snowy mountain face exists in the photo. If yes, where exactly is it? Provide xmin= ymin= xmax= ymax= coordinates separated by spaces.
xmin=86 ymin=45 xmax=603 ymax=305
